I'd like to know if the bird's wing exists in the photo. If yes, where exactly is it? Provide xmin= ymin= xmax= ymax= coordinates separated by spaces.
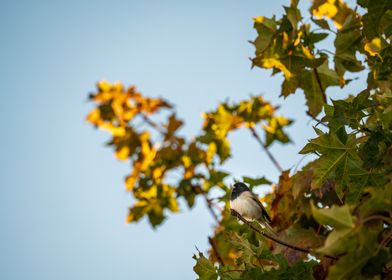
xmin=250 ymin=194 xmax=272 ymax=223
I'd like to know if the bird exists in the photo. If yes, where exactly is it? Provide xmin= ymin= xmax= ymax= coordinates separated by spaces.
xmin=230 ymin=182 xmax=275 ymax=235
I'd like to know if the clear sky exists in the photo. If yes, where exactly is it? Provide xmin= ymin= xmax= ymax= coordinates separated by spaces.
xmin=0 ymin=0 xmax=365 ymax=279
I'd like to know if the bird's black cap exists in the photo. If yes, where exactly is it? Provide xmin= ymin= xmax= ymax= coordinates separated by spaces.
xmin=230 ymin=182 xmax=250 ymax=201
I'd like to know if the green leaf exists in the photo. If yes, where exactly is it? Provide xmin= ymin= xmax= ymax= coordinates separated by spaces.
xmin=326 ymin=226 xmax=380 ymax=280
xmin=333 ymin=14 xmax=364 ymax=77
xmin=360 ymin=0 xmax=392 ymax=40
xmin=359 ymin=184 xmax=392 ymax=217
xmin=307 ymin=32 xmax=329 ymax=44
xmin=299 ymin=131 xmax=348 ymax=155
xmin=242 ymin=176 xmax=272 ymax=187
xmin=316 ymin=227 xmax=355 ymax=256
xmin=284 ymin=6 xmax=302 ymax=29
xmin=361 ymin=248 xmax=392 ymax=278
xmin=193 ymin=252 xmax=218 ymax=280
xmin=311 ymin=151 xmax=347 ymax=189
xmin=311 ymin=203 xmax=354 ymax=229
xmin=311 ymin=17 xmax=330 ymax=30
xmin=327 ymin=247 xmax=375 ymax=280
xmin=300 ymin=61 xmax=340 ymax=116
xmin=225 ymin=231 xmax=261 ymax=267
xmin=253 ymin=16 xmax=277 ymax=52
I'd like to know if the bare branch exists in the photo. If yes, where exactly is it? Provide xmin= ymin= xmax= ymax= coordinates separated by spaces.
xmin=249 ymin=127 xmax=283 ymax=173
xmin=230 ymin=209 xmax=338 ymax=260
xmin=202 ymin=193 xmax=219 ymax=222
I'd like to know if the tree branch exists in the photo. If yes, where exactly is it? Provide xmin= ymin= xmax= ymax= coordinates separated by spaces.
xmin=208 ymin=236 xmax=225 ymax=265
xmin=203 ymin=193 xmax=219 ymax=222
xmin=249 ymin=127 xmax=283 ymax=173
xmin=230 ymin=209 xmax=338 ymax=260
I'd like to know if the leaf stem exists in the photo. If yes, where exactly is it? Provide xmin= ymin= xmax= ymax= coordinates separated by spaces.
xmin=306 ymin=112 xmax=328 ymax=128
xmin=230 ymin=209 xmax=338 ymax=260
xmin=249 ymin=127 xmax=283 ymax=173
xmin=313 ymin=67 xmax=327 ymax=103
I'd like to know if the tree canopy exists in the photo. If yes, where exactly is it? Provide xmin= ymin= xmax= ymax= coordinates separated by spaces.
xmin=86 ymin=0 xmax=392 ymax=279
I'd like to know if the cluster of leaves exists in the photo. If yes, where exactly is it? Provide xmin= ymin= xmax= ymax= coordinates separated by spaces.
xmin=87 ymin=82 xmax=291 ymax=227
xmin=87 ymin=0 xmax=392 ymax=279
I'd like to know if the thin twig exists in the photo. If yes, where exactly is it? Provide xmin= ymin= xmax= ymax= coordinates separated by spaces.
xmin=230 ymin=209 xmax=338 ymax=260
xmin=362 ymin=215 xmax=392 ymax=225
xmin=221 ymin=269 xmax=245 ymax=274
xmin=208 ymin=237 xmax=225 ymax=265
xmin=313 ymin=68 xmax=327 ymax=103
xmin=203 ymin=193 xmax=219 ymax=222
xmin=381 ymin=230 xmax=392 ymax=248
xmin=141 ymin=114 xmax=165 ymax=134
xmin=306 ymin=112 xmax=328 ymax=128
xmin=249 ymin=127 xmax=283 ymax=173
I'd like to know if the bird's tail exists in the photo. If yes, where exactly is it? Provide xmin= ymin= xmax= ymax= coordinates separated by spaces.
xmin=257 ymin=219 xmax=278 ymax=237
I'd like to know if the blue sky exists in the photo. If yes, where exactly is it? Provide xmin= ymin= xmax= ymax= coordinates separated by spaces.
xmin=0 ymin=0 xmax=366 ymax=279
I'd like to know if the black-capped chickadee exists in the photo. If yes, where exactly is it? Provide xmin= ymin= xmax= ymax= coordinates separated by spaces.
xmin=230 ymin=182 xmax=275 ymax=234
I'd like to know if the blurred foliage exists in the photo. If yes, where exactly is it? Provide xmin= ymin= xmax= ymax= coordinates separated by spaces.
xmin=87 ymin=81 xmax=291 ymax=226
xmin=87 ymin=0 xmax=392 ymax=279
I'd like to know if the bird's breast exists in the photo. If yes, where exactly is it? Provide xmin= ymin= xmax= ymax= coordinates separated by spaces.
xmin=230 ymin=195 xmax=261 ymax=220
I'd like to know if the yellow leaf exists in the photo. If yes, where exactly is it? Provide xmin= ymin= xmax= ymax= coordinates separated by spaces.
xmin=276 ymin=116 xmax=291 ymax=125
xmin=294 ymin=31 xmax=302 ymax=46
xmin=126 ymin=201 xmax=148 ymax=224
xmin=253 ymin=16 xmax=266 ymax=23
xmin=112 ymin=81 xmax=123 ymax=92
xmin=261 ymin=58 xmax=293 ymax=79
xmin=125 ymin=175 xmax=137 ymax=191
xmin=115 ymin=146 xmax=130 ymax=160
xmin=92 ymin=92 xmax=113 ymax=102
xmin=301 ymin=45 xmax=315 ymax=59
xmin=168 ymin=197 xmax=179 ymax=212
xmin=282 ymin=32 xmax=289 ymax=49
xmin=184 ymin=167 xmax=195 ymax=179
xmin=100 ymin=123 xmax=126 ymax=137
xmin=135 ymin=185 xmax=157 ymax=200
xmin=153 ymin=166 xmax=165 ymax=181
xmin=364 ymin=38 xmax=383 ymax=57
xmin=311 ymin=0 xmax=354 ymax=30
xmin=263 ymin=123 xmax=276 ymax=134
xmin=182 ymin=155 xmax=192 ymax=168
xmin=313 ymin=0 xmax=338 ymax=19
xmin=97 ymin=80 xmax=112 ymax=92
xmin=125 ymin=166 xmax=140 ymax=191
xmin=86 ymin=108 xmax=102 ymax=125
xmin=206 ymin=142 xmax=217 ymax=165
